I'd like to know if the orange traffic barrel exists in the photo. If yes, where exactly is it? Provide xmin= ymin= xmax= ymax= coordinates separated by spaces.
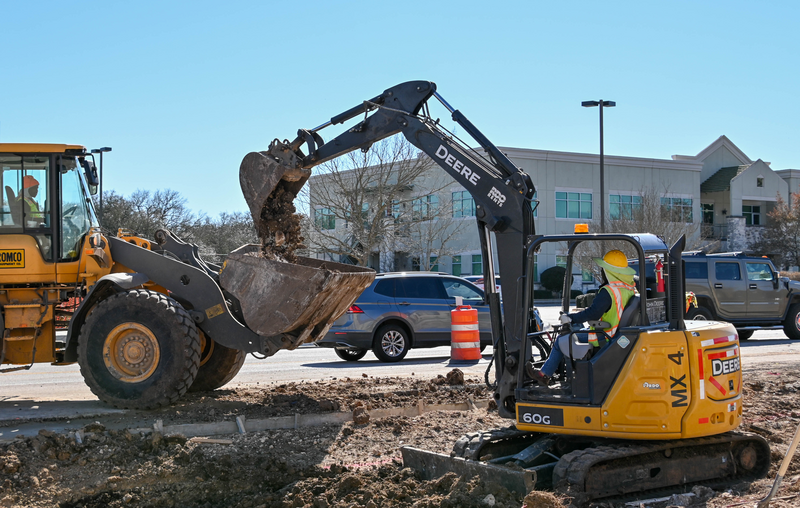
xmin=451 ymin=305 xmax=482 ymax=361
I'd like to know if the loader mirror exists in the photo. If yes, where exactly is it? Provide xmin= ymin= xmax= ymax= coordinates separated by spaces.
xmin=81 ymin=159 xmax=99 ymax=194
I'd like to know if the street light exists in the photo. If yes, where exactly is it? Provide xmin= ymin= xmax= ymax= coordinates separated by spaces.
xmin=90 ymin=147 xmax=112 ymax=222
xmin=581 ymin=100 xmax=615 ymax=233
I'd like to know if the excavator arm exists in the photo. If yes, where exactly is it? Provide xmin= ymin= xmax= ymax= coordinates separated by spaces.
xmin=243 ymin=80 xmax=536 ymax=417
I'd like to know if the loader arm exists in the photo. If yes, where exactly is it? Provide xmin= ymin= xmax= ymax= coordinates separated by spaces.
xmin=280 ymin=81 xmax=536 ymax=417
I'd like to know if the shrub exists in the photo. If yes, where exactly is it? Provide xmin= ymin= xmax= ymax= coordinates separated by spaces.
xmin=780 ymin=272 xmax=800 ymax=281
xmin=533 ymin=289 xmax=553 ymax=299
xmin=570 ymin=289 xmax=583 ymax=299
xmin=540 ymin=266 xmax=567 ymax=293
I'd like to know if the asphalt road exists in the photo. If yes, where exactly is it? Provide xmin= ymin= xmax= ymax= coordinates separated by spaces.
xmin=1 ymin=305 xmax=798 ymax=429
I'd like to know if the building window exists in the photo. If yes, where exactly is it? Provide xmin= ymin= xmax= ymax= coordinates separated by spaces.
xmin=412 ymin=194 xmax=439 ymax=220
xmin=609 ymin=194 xmax=641 ymax=220
xmin=471 ymin=254 xmax=482 ymax=275
xmin=452 ymin=255 xmax=462 ymax=276
xmin=556 ymin=255 xmax=567 ymax=269
xmin=660 ymin=197 xmax=693 ymax=223
xmin=533 ymin=254 xmax=538 ymax=282
xmin=411 ymin=257 xmax=420 ymax=271
xmin=556 ymin=191 xmax=592 ymax=219
xmin=384 ymin=200 xmax=400 ymax=219
xmin=314 ymin=207 xmax=335 ymax=230
xmin=452 ymin=191 xmax=475 ymax=218
xmin=702 ymin=203 xmax=714 ymax=224
xmin=757 ymin=177 xmax=764 ymax=188
xmin=533 ymin=191 xmax=538 ymax=218
xmin=582 ymin=269 xmax=594 ymax=282
xmin=743 ymin=205 xmax=761 ymax=226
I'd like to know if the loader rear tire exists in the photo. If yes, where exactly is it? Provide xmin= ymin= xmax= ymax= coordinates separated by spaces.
xmin=77 ymin=289 xmax=201 ymax=409
xmin=188 ymin=332 xmax=246 ymax=392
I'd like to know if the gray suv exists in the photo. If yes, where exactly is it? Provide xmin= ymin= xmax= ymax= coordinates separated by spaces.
xmin=315 ymin=272 xmax=492 ymax=362
xmin=683 ymin=252 xmax=800 ymax=339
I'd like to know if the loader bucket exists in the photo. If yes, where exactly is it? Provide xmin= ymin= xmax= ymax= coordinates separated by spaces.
xmin=219 ymin=245 xmax=375 ymax=352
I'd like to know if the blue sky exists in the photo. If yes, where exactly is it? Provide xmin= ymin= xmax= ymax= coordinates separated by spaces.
xmin=2 ymin=1 xmax=798 ymax=218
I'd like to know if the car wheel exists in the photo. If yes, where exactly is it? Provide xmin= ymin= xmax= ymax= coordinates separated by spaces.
xmin=686 ymin=306 xmax=713 ymax=321
xmin=736 ymin=329 xmax=754 ymax=341
xmin=334 ymin=348 xmax=368 ymax=362
xmin=372 ymin=324 xmax=410 ymax=362
xmin=783 ymin=303 xmax=800 ymax=340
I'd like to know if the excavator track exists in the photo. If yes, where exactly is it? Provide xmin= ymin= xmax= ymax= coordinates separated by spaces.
xmin=552 ymin=432 xmax=771 ymax=506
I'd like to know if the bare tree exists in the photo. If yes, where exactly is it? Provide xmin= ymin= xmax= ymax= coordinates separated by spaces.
xmin=397 ymin=192 xmax=470 ymax=270
xmin=191 ymin=211 xmax=258 ymax=262
xmin=301 ymin=136 xmax=453 ymax=268
xmin=98 ymin=189 xmax=201 ymax=240
xmin=751 ymin=192 xmax=800 ymax=269
xmin=574 ymin=186 xmax=703 ymax=279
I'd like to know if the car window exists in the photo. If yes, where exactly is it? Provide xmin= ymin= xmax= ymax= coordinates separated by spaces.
xmin=442 ymin=278 xmax=484 ymax=303
xmin=373 ymin=279 xmax=395 ymax=297
xmin=746 ymin=262 xmax=774 ymax=281
xmin=715 ymin=262 xmax=741 ymax=281
xmin=397 ymin=277 xmax=445 ymax=299
xmin=685 ymin=261 xmax=708 ymax=279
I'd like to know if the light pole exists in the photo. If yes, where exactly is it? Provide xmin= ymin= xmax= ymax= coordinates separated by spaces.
xmin=581 ymin=100 xmax=615 ymax=233
xmin=90 ymin=147 xmax=112 ymax=222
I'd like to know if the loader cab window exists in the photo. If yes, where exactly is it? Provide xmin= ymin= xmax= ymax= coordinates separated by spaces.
xmin=59 ymin=156 xmax=98 ymax=261
xmin=1 ymin=154 xmax=54 ymax=260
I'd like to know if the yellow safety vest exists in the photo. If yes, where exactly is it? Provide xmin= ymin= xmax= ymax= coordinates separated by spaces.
xmin=18 ymin=196 xmax=43 ymax=220
xmin=588 ymin=281 xmax=636 ymax=347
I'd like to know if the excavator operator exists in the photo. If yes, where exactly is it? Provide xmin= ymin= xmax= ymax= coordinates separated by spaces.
xmin=529 ymin=250 xmax=637 ymax=386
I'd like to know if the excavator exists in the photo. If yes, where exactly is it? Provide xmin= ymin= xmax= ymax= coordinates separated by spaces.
xmin=248 ymin=81 xmax=770 ymax=504
xmin=0 ymin=144 xmax=373 ymax=409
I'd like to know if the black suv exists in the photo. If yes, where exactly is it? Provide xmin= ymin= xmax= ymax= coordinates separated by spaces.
xmin=315 ymin=273 xmax=492 ymax=362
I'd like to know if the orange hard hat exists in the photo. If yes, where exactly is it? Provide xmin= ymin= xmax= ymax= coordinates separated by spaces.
xmin=23 ymin=175 xmax=39 ymax=189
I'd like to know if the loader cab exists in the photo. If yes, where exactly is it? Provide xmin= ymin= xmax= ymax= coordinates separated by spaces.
xmin=517 ymin=233 xmax=686 ymax=407
xmin=0 ymin=144 xmax=99 ymax=270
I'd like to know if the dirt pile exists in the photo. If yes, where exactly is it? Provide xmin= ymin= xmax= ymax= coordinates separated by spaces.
xmin=1 ymin=367 xmax=799 ymax=508
xmin=257 ymin=181 xmax=304 ymax=263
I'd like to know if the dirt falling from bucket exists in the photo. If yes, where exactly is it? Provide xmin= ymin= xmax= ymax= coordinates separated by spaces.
xmin=257 ymin=180 xmax=304 ymax=263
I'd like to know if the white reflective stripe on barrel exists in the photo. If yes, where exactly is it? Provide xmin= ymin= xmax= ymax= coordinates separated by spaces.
xmin=451 ymin=324 xmax=480 ymax=331
xmin=451 ymin=342 xmax=481 ymax=348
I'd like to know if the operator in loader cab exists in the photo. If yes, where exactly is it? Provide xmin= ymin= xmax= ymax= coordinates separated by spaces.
xmin=529 ymin=250 xmax=637 ymax=386
xmin=18 ymin=175 xmax=43 ymax=223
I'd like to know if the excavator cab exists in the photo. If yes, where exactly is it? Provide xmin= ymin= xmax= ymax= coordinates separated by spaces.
xmin=519 ymin=233 xmax=671 ymax=405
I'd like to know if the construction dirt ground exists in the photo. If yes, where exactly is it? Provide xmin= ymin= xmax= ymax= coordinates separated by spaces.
xmin=0 ymin=363 xmax=798 ymax=508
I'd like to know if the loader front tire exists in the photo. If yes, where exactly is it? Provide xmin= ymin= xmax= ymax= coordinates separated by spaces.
xmin=188 ymin=332 xmax=246 ymax=392
xmin=77 ymin=289 xmax=201 ymax=409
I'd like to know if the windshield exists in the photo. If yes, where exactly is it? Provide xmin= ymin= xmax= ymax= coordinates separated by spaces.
xmin=60 ymin=156 xmax=99 ymax=260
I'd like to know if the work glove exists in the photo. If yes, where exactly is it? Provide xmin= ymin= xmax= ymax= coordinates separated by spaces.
xmin=559 ymin=312 xmax=572 ymax=325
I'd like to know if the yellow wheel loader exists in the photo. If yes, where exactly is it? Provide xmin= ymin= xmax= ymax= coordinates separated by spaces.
xmin=0 ymin=143 xmax=373 ymax=409
xmin=251 ymin=81 xmax=770 ymax=504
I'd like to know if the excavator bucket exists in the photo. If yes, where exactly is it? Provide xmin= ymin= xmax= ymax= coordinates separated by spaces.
xmin=220 ymin=140 xmax=376 ymax=354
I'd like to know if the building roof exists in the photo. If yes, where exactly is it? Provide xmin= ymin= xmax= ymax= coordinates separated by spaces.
xmin=700 ymin=165 xmax=749 ymax=193
xmin=672 ymin=135 xmax=754 ymax=166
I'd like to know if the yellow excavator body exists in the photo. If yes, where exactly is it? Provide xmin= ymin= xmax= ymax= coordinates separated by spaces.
xmin=516 ymin=322 xmax=742 ymax=439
